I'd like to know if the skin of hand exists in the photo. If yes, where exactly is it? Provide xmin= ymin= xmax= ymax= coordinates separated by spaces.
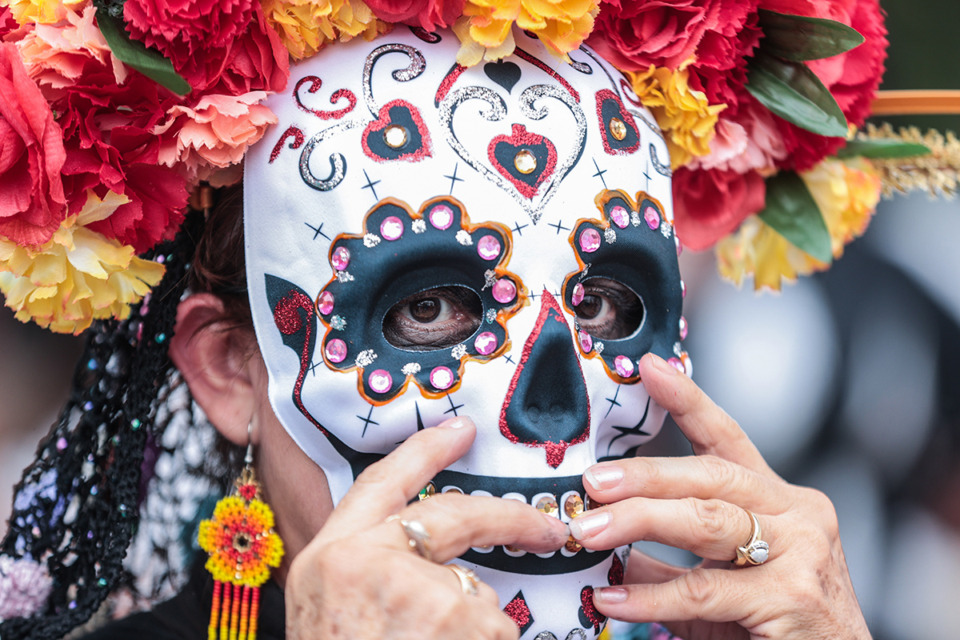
xmin=571 ymin=353 xmax=872 ymax=640
xmin=284 ymin=417 xmax=571 ymax=640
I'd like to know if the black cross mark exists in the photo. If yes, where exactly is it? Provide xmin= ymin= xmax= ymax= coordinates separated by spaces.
xmin=606 ymin=396 xmax=652 ymax=456
xmin=503 ymin=354 xmax=516 ymax=366
xmin=357 ymin=404 xmax=379 ymax=438
xmin=592 ymin=158 xmax=608 ymax=189
xmin=307 ymin=360 xmax=323 ymax=377
xmin=443 ymin=393 xmax=465 ymax=416
xmin=603 ymin=384 xmax=622 ymax=419
xmin=444 ymin=163 xmax=465 ymax=195
xmin=361 ymin=169 xmax=381 ymax=201
xmin=304 ymin=222 xmax=330 ymax=241
xmin=511 ymin=221 xmax=529 ymax=237
xmin=548 ymin=219 xmax=569 ymax=235
xmin=643 ymin=160 xmax=652 ymax=190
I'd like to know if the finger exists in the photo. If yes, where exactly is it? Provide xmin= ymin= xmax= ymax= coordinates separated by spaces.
xmin=322 ymin=416 xmax=477 ymax=536
xmin=583 ymin=455 xmax=785 ymax=514
xmin=379 ymin=492 xmax=569 ymax=563
xmin=570 ymin=497 xmax=767 ymax=563
xmin=623 ymin=548 xmax=690 ymax=585
xmin=593 ymin=566 xmax=761 ymax=624
xmin=639 ymin=353 xmax=773 ymax=476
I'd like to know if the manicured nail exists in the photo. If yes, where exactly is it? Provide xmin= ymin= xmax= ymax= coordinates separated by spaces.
xmin=594 ymin=586 xmax=628 ymax=604
xmin=569 ymin=511 xmax=611 ymax=540
xmin=646 ymin=352 xmax=676 ymax=375
xmin=584 ymin=464 xmax=623 ymax=491
xmin=442 ymin=416 xmax=472 ymax=429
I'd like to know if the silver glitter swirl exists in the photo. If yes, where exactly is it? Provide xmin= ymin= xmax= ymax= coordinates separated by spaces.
xmin=594 ymin=341 xmax=605 ymax=354
xmin=631 ymin=108 xmax=663 ymax=137
xmin=630 ymin=211 xmax=641 ymax=227
xmin=330 ymin=315 xmax=347 ymax=331
xmin=650 ymin=143 xmax=673 ymax=177
xmin=456 ymin=230 xmax=473 ymax=246
xmin=355 ymin=349 xmax=377 ymax=368
xmin=335 ymin=270 xmax=355 ymax=283
xmin=362 ymin=43 xmax=427 ymax=116
xmin=567 ymin=47 xmax=594 ymax=75
xmin=451 ymin=344 xmax=467 ymax=359
xmin=564 ymin=630 xmax=588 ymax=640
xmin=660 ymin=220 xmax=673 ymax=239
xmin=401 ymin=362 xmax=422 ymax=375
xmin=363 ymin=234 xmax=382 ymax=248
xmin=534 ymin=634 xmax=558 ymax=640
xmin=299 ymin=119 xmax=364 ymax=191
xmin=604 ymin=227 xmax=617 ymax=244
xmin=412 ymin=219 xmax=426 ymax=233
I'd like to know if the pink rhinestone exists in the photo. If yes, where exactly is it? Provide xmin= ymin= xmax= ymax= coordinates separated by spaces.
xmin=679 ymin=316 xmax=688 ymax=340
xmin=609 ymin=205 xmax=630 ymax=229
xmin=474 ymin=331 xmax=498 ymax=355
xmin=317 ymin=291 xmax=334 ymax=315
xmin=578 ymin=330 xmax=593 ymax=353
xmin=681 ymin=280 xmax=687 ymax=298
xmin=477 ymin=235 xmax=502 ymax=261
xmin=492 ymin=278 xmax=517 ymax=304
xmin=381 ymin=216 xmax=404 ymax=241
xmin=668 ymin=357 xmax=685 ymax=373
xmin=430 ymin=205 xmax=454 ymax=230
xmin=429 ymin=366 xmax=454 ymax=390
xmin=614 ymin=355 xmax=635 ymax=377
xmin=579 ymin=228 xmax=602 ymax=253
xmin=572 ymin=283 xmax=584 ymax=306
xmin=331 ymin=246 xmax=350 ymax=271
xmin=325 ymin=339 xmax=347 ymax=363
xmin=368 ymin=369 xmax=393 ymax=393
xmin=643 ymin=206 xmax=660 ymax=230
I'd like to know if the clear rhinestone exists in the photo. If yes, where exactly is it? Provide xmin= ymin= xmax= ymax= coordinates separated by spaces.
xmin=609 ymin=117 xmax=627 ymax=141
xmin=514 ymin=149 xmax=537 ymax=174
xmin=383 ymin=124 xmax=408 ymax=149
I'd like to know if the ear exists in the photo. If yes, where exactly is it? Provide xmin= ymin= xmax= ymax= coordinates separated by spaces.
xmin=169 ymin=293 xmax=259 ymax=447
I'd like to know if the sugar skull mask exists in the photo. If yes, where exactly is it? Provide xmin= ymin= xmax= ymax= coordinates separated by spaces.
xmin=244 ymin=27 xmax=687 ymax=639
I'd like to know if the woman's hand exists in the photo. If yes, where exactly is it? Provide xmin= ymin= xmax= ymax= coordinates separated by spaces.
xmin=285 ymin=417 xmax=569 ymax=640
xmin=572 ymin=353 xmax=871 ymax=640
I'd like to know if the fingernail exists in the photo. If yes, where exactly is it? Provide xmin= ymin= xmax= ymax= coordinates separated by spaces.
xmin=584 ymin=464 xmax=623 ymax=491
xmin=541 ymin=513 xmax=571 ymax=543
xmin=441 ymin=416 xmax=472 ymax=429
xmin=569 ymin=510 xmax=611 ymax=540
xmin=646 ymin=352 xmax=676 ymax=375
xmin=595 ymin=587 xmax=628 ymax=604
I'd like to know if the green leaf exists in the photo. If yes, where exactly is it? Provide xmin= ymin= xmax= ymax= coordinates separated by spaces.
xmin=759 ymin=172 xmax=832 ymax=263
xmin=746 ymin=52 xmax=848 ymax=137
xmin=835 ymin=139 xmax=932 ymax=159
xmin=96 ymin=12 xmax=191 ymax=96
xmin=758 ymin=9 xmax=865 ymax=62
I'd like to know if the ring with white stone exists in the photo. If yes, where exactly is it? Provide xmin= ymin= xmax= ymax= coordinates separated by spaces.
xmin=733 ymin=510 xmax=769 ymax=567
xmin=386 ymin=514 xmax=434 ymax=562
xmin=446 ymin=563 xmax=481 ymax=596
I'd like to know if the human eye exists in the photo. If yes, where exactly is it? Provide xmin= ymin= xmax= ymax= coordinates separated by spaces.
xmin=383 ymin=285 xmax=483 ymax=350
xmin=573 ymin=277 xmax=644 ymax=340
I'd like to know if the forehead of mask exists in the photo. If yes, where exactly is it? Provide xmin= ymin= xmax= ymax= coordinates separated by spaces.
xmin=244 ymin=27 xmax=685 ymax=506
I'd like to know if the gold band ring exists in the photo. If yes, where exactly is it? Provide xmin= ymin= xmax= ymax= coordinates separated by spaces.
xmin=447 ymin=564 xmax=481 ymax=596
xmin=385 ymin=514 xmax=434 ymax=562
xmin=733 ymin=510 xmax=770 ymax=567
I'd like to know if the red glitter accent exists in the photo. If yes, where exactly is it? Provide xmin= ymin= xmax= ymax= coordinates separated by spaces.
xmin=273 ymin=293 xmax=306 ymax=335
xmin=273 ymin=290 xmax=331 ymax=438
xmin=498 ymin=291 xmax=590 ymax=468
xmin=514 ymin=47 xmax=580 ymax=102
xmin=608 ymin=552 xmax=624 ymax=586
xmin=361 ymin=99 xmax=433 ymax=163
xmin=435 ymin=62 xmax=468 ymax=106
xmin=620 ymin=78 xmax=643 ymax=108
xmin=595 ymin=89 xmax=639 ymax=156
xmin=580 ymin=586 xmax=606 ymax=633
xmin=502 ymin=592 xmax=533 ymax=633
xmin=488 ymin=124 xmax=557 ymax=199
xmin=269 ymin=126 xmax=304 ymax=163
xmin=294 ymin=76 xmax=358 ymax=120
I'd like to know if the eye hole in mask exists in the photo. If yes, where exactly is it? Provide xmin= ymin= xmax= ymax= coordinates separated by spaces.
xmin=383 ymin=285 xmax=483 ymax=350
xmin=574 ymin=277 xmax=644 ymax=340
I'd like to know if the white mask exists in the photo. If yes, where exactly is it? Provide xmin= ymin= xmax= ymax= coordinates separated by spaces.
xmin=244 ymin=26 xmax=687 ymax=639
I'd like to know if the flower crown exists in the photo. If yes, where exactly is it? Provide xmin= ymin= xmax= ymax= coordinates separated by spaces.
xmin=0 ymin=0 xmax=951 ymax=334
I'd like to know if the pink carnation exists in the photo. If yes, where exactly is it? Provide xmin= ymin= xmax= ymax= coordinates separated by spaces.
xmin=365 ymin=0 xmax=465 ymax=32
xmin=0 ymin=42 xmax=67 ymax=247
xmin=155 ymin=91 xmax=278 ymax=184
xmin=687 ymin=96 xmax=787 ymax=174
xmin=673 ymin=165 xmax=766 ymax=251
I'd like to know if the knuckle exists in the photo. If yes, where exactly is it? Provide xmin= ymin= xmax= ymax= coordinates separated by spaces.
xmin=697 ymin=454 xmax=734 ymax=487
xmin=677 ymin=570 xmax=715 ymax=609
xmin=690 ymin=497 xmax=730 ymax=541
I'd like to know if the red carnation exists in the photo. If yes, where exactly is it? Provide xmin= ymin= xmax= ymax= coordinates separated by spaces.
xmin=365 ymin=0 xmax=465 ymax=32
xmin=761 ymin=0 xmax=887 ymax=170
xmin=124 ymin=0 xmax=288 ymax=94
xmin=688 ymin=7 xmax=762 ymax=110
xmin=1 ymin=6 xmax=17 ymax=39
xmin=0 ymin=43 xmax=67 ymax=247
xmin=673 ymin=166 xmax=766 ymax=251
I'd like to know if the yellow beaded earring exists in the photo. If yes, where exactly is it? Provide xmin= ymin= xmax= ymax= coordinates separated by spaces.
xmin=198 ymin=425 xmax=284 ymax=640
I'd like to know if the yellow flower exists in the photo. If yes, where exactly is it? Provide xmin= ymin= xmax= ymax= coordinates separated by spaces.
xmin=626 ymin=65 xmax=725 ymax=169
xmin=454 ymin=0 xmax=599 ymax=66
xmin=0 ymin=191 xmax=165 ymax=334
xmin=716 ymin=158 xmax=882 ymax=291
xmin=261 ymin=0 xmax=389 ymax=60
xmin=3 ymin=0 xmax=86 ymax=25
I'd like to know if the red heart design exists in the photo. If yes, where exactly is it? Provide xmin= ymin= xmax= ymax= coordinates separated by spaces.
xmin=487 ymin=124 xmax=557 ymax=199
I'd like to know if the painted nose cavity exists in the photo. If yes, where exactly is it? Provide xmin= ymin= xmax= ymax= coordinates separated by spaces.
xmin=499 ymin=291 xmax=591 ymax=468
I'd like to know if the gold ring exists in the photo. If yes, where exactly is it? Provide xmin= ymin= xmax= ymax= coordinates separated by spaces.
xmin=447 ymin=564 xmax=480 ymax=596
xmin=386 ymin=514 xmax=434 ymax=562
xmin=733 ymin=509 xmax=770 ymax=567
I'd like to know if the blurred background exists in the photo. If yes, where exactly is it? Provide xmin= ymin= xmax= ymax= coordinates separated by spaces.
xmin=1 ymin=1 xmax=958 ymax=638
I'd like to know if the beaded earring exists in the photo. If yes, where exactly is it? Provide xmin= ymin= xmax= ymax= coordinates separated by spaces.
xmin=198 ymin=425 xmax=284 ymax=640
